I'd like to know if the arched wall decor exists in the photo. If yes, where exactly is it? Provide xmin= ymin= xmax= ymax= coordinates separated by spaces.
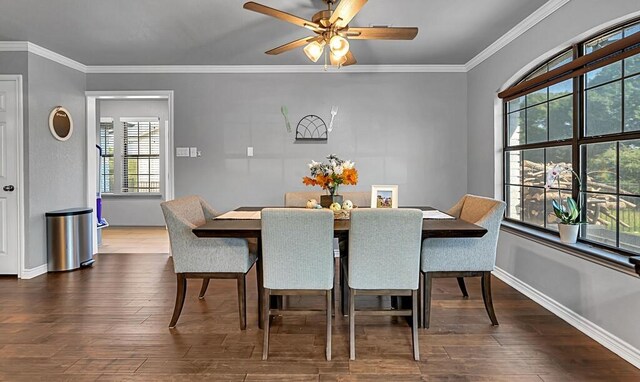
xmin=295 ymin=115 xmax=328 ymax=142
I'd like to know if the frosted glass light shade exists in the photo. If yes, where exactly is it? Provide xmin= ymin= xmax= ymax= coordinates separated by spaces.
xmin=304 ymin=41 xmax=325 ymax=62
xmin=329 ymin=35 xmax=349 ymax=58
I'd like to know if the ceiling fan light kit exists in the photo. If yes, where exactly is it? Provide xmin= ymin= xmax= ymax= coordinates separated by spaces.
xmin=243 ymin=0 xmax=418 ymax=68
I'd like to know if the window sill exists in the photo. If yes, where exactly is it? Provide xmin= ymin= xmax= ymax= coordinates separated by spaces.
xmin=101 ymin=193 xmax=163 ymax=199
xmin=500 ymin=221 xmax=639 ymax=278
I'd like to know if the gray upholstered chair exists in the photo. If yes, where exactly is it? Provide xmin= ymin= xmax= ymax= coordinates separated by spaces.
xmin=347 ymin=208 xmax=423 ymax=361
xmin=284 ymin=191 xmax=371 ymax=208
xmin=284 ymin=191 xmax=370 ymax=311
xmin=160 ymin=196 xmax=256 ymax=330
xmin=420 ymin=194 xmax=506 ymax=328
xmin=260 ymin=208 xmax=335 ymax=360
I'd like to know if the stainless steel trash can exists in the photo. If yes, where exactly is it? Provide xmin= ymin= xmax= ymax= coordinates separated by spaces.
xmin=46 ymin=208 xmax=94 ymax=272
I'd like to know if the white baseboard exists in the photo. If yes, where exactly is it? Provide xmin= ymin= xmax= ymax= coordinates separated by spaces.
xmin=20 ymin=264 xmax=47 ymax=279
xmin=493 ymin=266 xmax=640 ymax=369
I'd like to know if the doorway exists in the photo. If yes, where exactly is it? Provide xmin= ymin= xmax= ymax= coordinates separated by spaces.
xmin=85 ymin=91 xmax=174 ymax=254
xmin=0 ymin=76 xmax=24 ymax=276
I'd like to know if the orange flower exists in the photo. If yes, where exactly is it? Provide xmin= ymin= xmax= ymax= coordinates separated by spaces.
xmin=316 ymin=174 xmax=329 ymax=189
xmin=343 ymin=168 xmax=358 ymax=185
xmin=302 ymin=177 xmax=317 ymax=186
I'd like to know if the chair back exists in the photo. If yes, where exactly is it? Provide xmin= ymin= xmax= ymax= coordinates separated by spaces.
xmin=458 ymin=195 xmax=506 ymax=249
xmin=261 ymin=208 xmax=334 ymax=290
xmin=348 ymin=209 xmax=423 ymax=290
xmin=284 ymin=191 xmax=371 ymax=207
xmin=161 ymin=196 xmax=218 ymax=271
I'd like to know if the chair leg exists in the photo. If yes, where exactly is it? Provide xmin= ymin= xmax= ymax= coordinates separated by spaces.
xmin=262 ymin=288 xmax=271 ymax=360
xmin=481 ymin=272 xmax=499 ymax=326
xmin=169 ymin=274 xmax=187 ymax=328
xmin=237 ymin=275 xmax=247 ymax=330
xmin=198 ymin=278 xmax=210 ymax=300
xmin=457 ymin=277 xmax=469 ymax=298
xmin=326 ymin=290 xmax=332 ymax=361
xmin=349 ymin=288 xmax=356 ymax=360
xmin=411 ymin=290 xmax=420 ymax=361
xmin=423 ymin=272 xmax=433 ymax=329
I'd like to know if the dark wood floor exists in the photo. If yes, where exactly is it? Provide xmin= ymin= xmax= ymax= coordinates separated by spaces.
xmin=0 ymin=253 xmax=638 ymax=381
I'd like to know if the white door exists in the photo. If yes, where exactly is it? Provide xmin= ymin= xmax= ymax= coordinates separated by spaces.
xmin=0 ymin=79 xmax=19 ymax=274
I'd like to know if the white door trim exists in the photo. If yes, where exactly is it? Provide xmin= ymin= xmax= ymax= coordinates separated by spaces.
xmin=0 ymin=75 xmax=25 ymax=278
xmin=85 ymin=90 xmax=175 ymax=253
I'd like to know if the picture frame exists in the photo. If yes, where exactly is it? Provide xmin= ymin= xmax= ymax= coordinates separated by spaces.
xmin=49 ymin=106 xmax=73 ymax=141
xmin=371 ymin=185 xmax=398 ymax=208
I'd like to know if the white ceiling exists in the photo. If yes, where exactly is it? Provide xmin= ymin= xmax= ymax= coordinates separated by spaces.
xmin=0 ymin=0 xmax=548 ymax=66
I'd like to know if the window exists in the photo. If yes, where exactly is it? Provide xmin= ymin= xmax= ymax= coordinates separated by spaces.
xmin=99 ymin=117 xmax=161 ymax=195
xmin=99 ymin=118 xmax=115 ymax=193
xmin=502 ymin=19 xmax=640 ymax=256
xmin=122 ymin=120 xmax=161 ymax=193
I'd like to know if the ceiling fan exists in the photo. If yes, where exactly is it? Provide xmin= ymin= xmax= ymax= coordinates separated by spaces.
xmin=243 ymin=0 xmax=419 ymax=67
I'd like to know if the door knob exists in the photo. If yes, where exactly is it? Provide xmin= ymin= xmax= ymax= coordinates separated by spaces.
xmin=3 ymin=185 xmax=14 ymax=192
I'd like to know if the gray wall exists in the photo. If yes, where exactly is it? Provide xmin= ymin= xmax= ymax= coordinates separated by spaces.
xmin=0 ymin=52 xmax=86 ymax=269
xmin=467 ymin=0 xmax=640 ymax=351
xmin=26 ymin=53 xmax=87 ymax=268
xmin=87 ymin=72 xmax=468 ymax=213
xmin=98 ymin=100 xmax=168 ymax=226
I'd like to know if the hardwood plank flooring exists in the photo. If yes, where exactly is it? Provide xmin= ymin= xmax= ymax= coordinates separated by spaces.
xmin=0 ymin=228 xmax=638 ymax=380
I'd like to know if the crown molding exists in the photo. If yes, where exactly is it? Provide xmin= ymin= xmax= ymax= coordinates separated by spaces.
xmin=465 ymin=0 xmax=571 ymax=71
xmin=0 ymin=0 xmax=569 ymax=75
xmin=85 ymin=64 xmax=466 ymax=74
xmin=0 ymin=41 xmax=87 ymax=73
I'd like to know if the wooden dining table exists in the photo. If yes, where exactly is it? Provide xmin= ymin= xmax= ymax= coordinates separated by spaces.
xmin=193 ymin=206 xmax=487 ymax=328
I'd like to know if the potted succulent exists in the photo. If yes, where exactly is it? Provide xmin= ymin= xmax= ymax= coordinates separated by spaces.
xmin=302 ymin=154 xmax=358 ymax=208
xmin=545 ymin=164 xmax=583 ymax=244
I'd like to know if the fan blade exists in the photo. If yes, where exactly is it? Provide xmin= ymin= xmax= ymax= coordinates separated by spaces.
xmin=243 ymin=2 xmax=323 ymax=32
xmin=266 ymin=36 xmax=321 ymax=55
xmin=329 ymin=0 xmax=368 ymax=28
xmin=343 ymin=51 xmax=357 ymax=66
xmin=345 ymin=27 xmax=418 ymax=40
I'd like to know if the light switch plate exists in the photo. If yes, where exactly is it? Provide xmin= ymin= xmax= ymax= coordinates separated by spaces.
xmin=176 ymin=147 xmax=189 ymax=157
xmin=190 ymin=147 xmax=198 ymax=158
xmin=247 ymin=147 xmax=254 ymax=157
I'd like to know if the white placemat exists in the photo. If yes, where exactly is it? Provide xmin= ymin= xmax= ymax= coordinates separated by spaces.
xmin=423 ymin=210 xmax=454 ymax=220
xmin=216 ymin=211 xmax=261 ymax=220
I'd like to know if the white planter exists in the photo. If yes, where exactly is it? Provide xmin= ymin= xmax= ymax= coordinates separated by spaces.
xmin=558 ymin=223 xmax=580 ymax=244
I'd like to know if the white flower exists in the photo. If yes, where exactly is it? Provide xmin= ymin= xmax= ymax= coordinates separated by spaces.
xmin=334 ymin=165 xmax=344 ymax=175
xmin=308 ymin=160 xmax=320 ymax=169
xmin=343 ymin=160 xmax=355 ymax=169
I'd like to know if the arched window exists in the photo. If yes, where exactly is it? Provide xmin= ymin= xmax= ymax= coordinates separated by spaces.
xmin=501 ymin=19 xmax=640 ymax=256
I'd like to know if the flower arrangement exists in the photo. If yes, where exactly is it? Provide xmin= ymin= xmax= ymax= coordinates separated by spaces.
xmin=545 ymin=164 xmax=582 ymax=225
xmin=302 ymin=154 xmax=358 ymax=196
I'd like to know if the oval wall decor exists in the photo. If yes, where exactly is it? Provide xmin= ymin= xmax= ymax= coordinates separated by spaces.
xmin=49 ymin=106 xmax=73 ymax=141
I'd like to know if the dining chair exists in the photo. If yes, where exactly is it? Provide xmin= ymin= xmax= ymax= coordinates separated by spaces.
xmin=420 ymin=194 xmax=506 ymax=328
xmin=347 ymin=208 xmax=423 ymax=361
xmin=284 ymin=191 xmax=370 ymax=315
xmin=260 ymin=208 xmax=334 ymax=360
xmin=161 ymin=196 xmax=257 ymax=330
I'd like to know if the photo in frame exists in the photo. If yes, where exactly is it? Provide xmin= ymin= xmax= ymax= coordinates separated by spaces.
xmin=370 ymin=185 xmax=398 ymax=208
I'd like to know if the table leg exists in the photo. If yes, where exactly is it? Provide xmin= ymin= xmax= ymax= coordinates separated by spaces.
xmin=339 ymin=238 xmax=349 ymax=316
xmin=256 ymin=237 xmax=264 ymax=329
